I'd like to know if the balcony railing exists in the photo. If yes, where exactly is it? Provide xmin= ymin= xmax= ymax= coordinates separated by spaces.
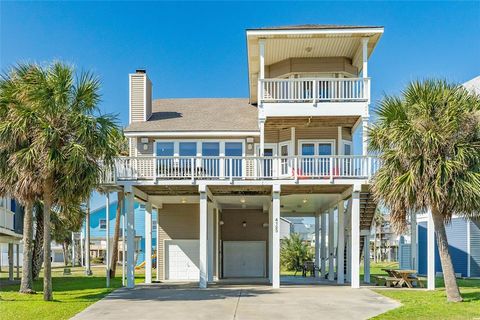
xmin=101 ymin=156 xmax=380 ymax=184
xmin=259 ymin=78 xmax=369 ymax=103
xmin=0 ymin=208 xmax=14 ymax=231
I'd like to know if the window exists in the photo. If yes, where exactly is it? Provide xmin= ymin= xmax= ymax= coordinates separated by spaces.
xmin=318 ymin=143 xmax=332 ymax=156
xmin=299 ymin=141 xmax=334 ymax=176
xmin=99 ymin=219 xmax=107 ymax=230
xmin=156 ymin=142 xmax=174 ymax=156
xmin=202 ymin=142 xmax=220 ymax=176
xmin=179 ymin=142 xmax=197 ymax=156
xmin=225 ymin=142 xmax=243 ymax=177
xmin=343 ymin=142 xmax=352 ymax=155
xmin=202 ymin=142 xmax=219 ymax=156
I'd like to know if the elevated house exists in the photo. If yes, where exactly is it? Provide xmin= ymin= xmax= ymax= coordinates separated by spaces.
xmin=0 ymin=197 xmax=23 ymax=280
xmin=102 ymin=24 xmax=385 ymax=289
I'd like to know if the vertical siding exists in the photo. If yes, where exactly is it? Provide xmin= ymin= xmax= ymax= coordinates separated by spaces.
xmin=157 ymin=204 xmax=199 ymax=280
xmin=470 ymin=220 xmax=480 ymax=277
xmin=418 ymin=218 xmax=469 ymax=277
xmin=130 ymin=74 xmax=145 ymax=123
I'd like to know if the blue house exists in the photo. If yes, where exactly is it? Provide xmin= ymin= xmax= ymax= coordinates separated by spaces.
xmin=0 ymin=197 xmax=24 ymax=279
xmin=417 ymin=217 xmax=480 ymax=278
xmin=85 ymin=200 xmax=157 ymax=266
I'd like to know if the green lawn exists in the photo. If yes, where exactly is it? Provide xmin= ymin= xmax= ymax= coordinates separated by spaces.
xmin=0 ymin=266 xmax=145 ymax=320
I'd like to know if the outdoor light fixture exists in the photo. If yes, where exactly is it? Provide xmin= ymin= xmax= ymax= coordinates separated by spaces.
xmin=242 ymin=221 xmax=247 ymax=228
xmin=181 ymin=198 xmax=187 ymax=204
xmin=240 ymin=198 xmax=246 ymax=204
xmin=219 ymin=220 xmax=224 ymax=226
xmin=303 ymin=198 xmax=308 ymax=204
xmin=262 ymin=223 xmax=269 ymax=228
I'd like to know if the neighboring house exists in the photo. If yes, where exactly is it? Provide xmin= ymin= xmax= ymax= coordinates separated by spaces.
xmin=279 ymin=217 xmax=293 ymax=240
xmin=102 ymin=24 xmax=384 ymax=289
xmin=287 ymin=217 xmax=315 ymax=242
xmin=0 ymin=197 xmax=23 ymax=280
xmin=372 ymin=213 xmax=399 ymax=262
xmin=83 ymin=201 xmax=157 ymax=266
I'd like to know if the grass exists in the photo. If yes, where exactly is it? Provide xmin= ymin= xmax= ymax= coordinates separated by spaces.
xmin=0 ymin=265 xmax=145 ymax=320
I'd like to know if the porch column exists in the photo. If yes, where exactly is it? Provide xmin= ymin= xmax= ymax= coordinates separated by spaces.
xmin=207 ymin=202 xmax=215 ymax=283
xmin=126 ymin=191 xmax=135 ymax=289
xmin=8 ymin=242 xmax=13 ymax=281
xmin=156 ymin=207 xmax=160 ymax=281
xmin=199 ymin=185 xmax=208 ymax=288
xmin=363 ymin=233 xmax=371 ymax=283
xmin=320 ymin=212 xmax=327 ymax=276
xmin=268 ymin=204 xmax=273 ymax=282
xmin=145 ymin=201 xmax=152 ymax=284
xmin=106 ymin=193 xmax=110 ymax=288
xmin=271 ymin=184 xmax=281 ymax=288
xmin=328 ymin=207 xmax=335 ymax=281
xmin=16 ymin=243 xmax=20 ymax=279
xmin=259 ymin=119 xmax=265 ymax=157
xmin=351 ymin=191 xmax=361 ymax=288
xmin=85 ymin=200 xmax=92 ymax=275
xmin=361 ymin=37 xmax=368 ymax=79
xmin=337 ymin=201 xmax=345 ymax=284
xmin=411 ymin=212 xmax=418 ymax=270
xmin=314 ymin=212 xmax=320 ymax=277
xmin=427 ymin=210 xmax=435 ymax=290
xmin=258 ymin=39 xmax=265 ymax=105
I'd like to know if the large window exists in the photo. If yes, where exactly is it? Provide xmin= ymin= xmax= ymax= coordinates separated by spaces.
xmin=202 ymin=142 xmax=220 ymax=176
xmin=299 ymin=141 xmax=334 ymax=176
xmin=156 ymin=142 xmax=174 ymax=157
xmin=225 ymin=142 xmax=243 ymax=176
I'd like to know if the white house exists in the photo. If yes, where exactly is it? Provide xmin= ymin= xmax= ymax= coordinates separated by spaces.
xmin=101 ymin=24 xmax=386 ymax=289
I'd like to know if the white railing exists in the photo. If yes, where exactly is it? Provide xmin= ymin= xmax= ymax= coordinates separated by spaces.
xmin=103 ymin=155 xmax=379 ymax=183
xmin=260 ymin=78 xmax=369 ymax=103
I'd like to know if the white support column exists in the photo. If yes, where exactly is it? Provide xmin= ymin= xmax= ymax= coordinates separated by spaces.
xmin=207 ymin=202 xmax=214 ymax=283
xmin=351 ymin=191 xmax=361 ymax=288
xmin=199 ymin=185 xmax=208 ymax=288
xmin=337 ymin=201 xmax=345 ymax=284
xmin=258 ymin=39 xmax=265 ymax=105
xmin=320 ymin=212 xmax=327 ymax=276
xmin=427 ymin=210 xmax=435 ymax=290
xmin=268 ymin=205 xmax=273 ymax=282
xmin=106 ymin=193 xmax=110 ymax=288
xmin=271 ymin=184 xmax=281 ymax=288
xmin=259 ymin=119 xmax=265 ymax=157
xmin=314 ymin=213 xmax=320 ymax=277
xmin=156 ymin=207 xmax=160 ymax=282
xmin=8 ymin=242 xmax=13 ymax=281
xmin=126 ymin=191 xmax=135 ymax=289
xmin=361 ymin=37 xmax=369 ymax=79
xmin=85 ymin=200 xmax=92 ymax=275
xmin=363 ymin=234 xmax=370 ymax=283
xmin=362 ymin=117 xmax=369 ymax=158
xmin=328 ymin=207 xmax=335 ymax=281
xmin=80 ymin=231 xmax=84 ymax=267
xmin=145 ymin=202 xmax=152 ymax=284
xmin=411 ymin=212 xmax=417 ymax=271
xmin=122 ymin=212 xmax=126 ymax=286
xmin=337 ymin=127 xmax=343 ymax=155
xmin=15 ymin=243 xmax=20 ymax=279
xmin=71 ymin=232 xmax=76 ymax=267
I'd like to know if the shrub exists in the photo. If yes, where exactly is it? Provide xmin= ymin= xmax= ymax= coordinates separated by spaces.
xmin=280 ymin=233 xmax=313 ymax=271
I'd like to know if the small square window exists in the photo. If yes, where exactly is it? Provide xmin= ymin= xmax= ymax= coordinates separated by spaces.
xmin=99 ymin=219 xmax=107 ymax=230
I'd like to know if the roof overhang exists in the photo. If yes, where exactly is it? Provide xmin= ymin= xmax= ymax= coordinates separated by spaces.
xmin=246 ymin=26 xmax=384 ymax=103
xmin=124 ymin=131 xmax=260 ymax=137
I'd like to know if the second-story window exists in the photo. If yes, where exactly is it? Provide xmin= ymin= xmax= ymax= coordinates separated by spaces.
xmin=156 ymin=142 xmax=174 ymax=157
xmin=100 ymin=219 xmax=107 ymax=230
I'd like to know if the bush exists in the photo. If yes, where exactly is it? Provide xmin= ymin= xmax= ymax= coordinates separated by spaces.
xmin=91 ymin=256 xmax=104 ymax=264
xmin=280 ymin=233 xmax=313 ymax=271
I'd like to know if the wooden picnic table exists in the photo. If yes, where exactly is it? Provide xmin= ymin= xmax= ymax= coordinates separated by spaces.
xmin=381 ymin=269 xmax=423 ymax=288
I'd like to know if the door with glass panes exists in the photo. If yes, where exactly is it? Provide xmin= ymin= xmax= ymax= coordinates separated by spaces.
xmin=300 ymin=141 xmax=334 ymax=177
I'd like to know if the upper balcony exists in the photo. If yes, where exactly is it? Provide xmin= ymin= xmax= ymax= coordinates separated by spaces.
xmin=246 ymin=25 xmax=384 ymax=117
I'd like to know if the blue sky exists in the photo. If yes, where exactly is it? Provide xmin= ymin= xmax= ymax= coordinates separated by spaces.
xmin=2 ymin=1 xmax=479 ymax=209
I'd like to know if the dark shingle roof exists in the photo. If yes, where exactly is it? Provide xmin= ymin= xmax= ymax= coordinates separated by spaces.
xmin=125 ymin=98 xmax=259 ymax=133
xmin=247 ymin=24 xmax=383 ymax=31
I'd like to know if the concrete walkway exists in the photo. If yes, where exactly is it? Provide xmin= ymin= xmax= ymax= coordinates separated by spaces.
xmin=71 ymin=283 xmax=400 ymax=320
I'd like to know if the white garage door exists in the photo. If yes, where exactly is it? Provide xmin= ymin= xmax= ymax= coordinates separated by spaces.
xmin=165 ymin=240 xmax=200 ymax=280
xmin=223 ymin=241 xmax=266 ymax=278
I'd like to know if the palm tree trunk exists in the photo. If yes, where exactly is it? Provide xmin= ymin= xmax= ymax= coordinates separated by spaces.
xmin=19 ymin=203 xmax=35 ymax=294
xmin=32 ymin=204 xmax=44 ymax=281
xmin=432 ymin=209 xmax=463 ymax=302
xmin=109 ymin=191 xmax=124 ymax=277
xmin=43 ymin=178 xmax=53 ymax=301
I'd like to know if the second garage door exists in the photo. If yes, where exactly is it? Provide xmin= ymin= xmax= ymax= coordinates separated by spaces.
xmin=223 ymin=241 xmax=266 ymax=278
xmin=165 ymin=240 xmax=200 ymax=280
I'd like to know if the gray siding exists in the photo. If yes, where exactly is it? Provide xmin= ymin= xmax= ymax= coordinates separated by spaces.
xmin=470 ymin=220 xmax=480 ymax=277
xmin=130 ymin=74 xmax=145 ymax=122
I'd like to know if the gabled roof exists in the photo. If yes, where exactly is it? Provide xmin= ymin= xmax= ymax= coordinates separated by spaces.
xmin=124 ymin=98 xmax=259 ymax=134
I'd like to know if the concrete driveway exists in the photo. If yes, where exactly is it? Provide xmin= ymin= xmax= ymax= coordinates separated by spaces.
xmin=71 ymin=283 xmax=400 ymax=320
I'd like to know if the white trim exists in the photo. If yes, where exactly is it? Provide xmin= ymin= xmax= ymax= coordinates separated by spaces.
xmin=246 ymin=28 xmax=384 ymax=37
xmin=297 ymin=139 xmax=336 ymax=156
xmin=125 ymin=131 xmax=260 ymax=138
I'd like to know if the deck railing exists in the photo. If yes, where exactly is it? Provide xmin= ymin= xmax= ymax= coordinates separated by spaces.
xmin=259 ymin=78 xmax=369 ymax=103
xmin=101 ymin=155 xmax=380 ymax=184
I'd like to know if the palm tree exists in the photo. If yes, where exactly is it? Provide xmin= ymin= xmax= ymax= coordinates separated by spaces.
xmin=0 ymin=62 xmax=121 ymax=301
xmin=109 ymin=190 xmax=124 ymax=277
xmin=369 ymin=79 xmax=480 ymax=302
